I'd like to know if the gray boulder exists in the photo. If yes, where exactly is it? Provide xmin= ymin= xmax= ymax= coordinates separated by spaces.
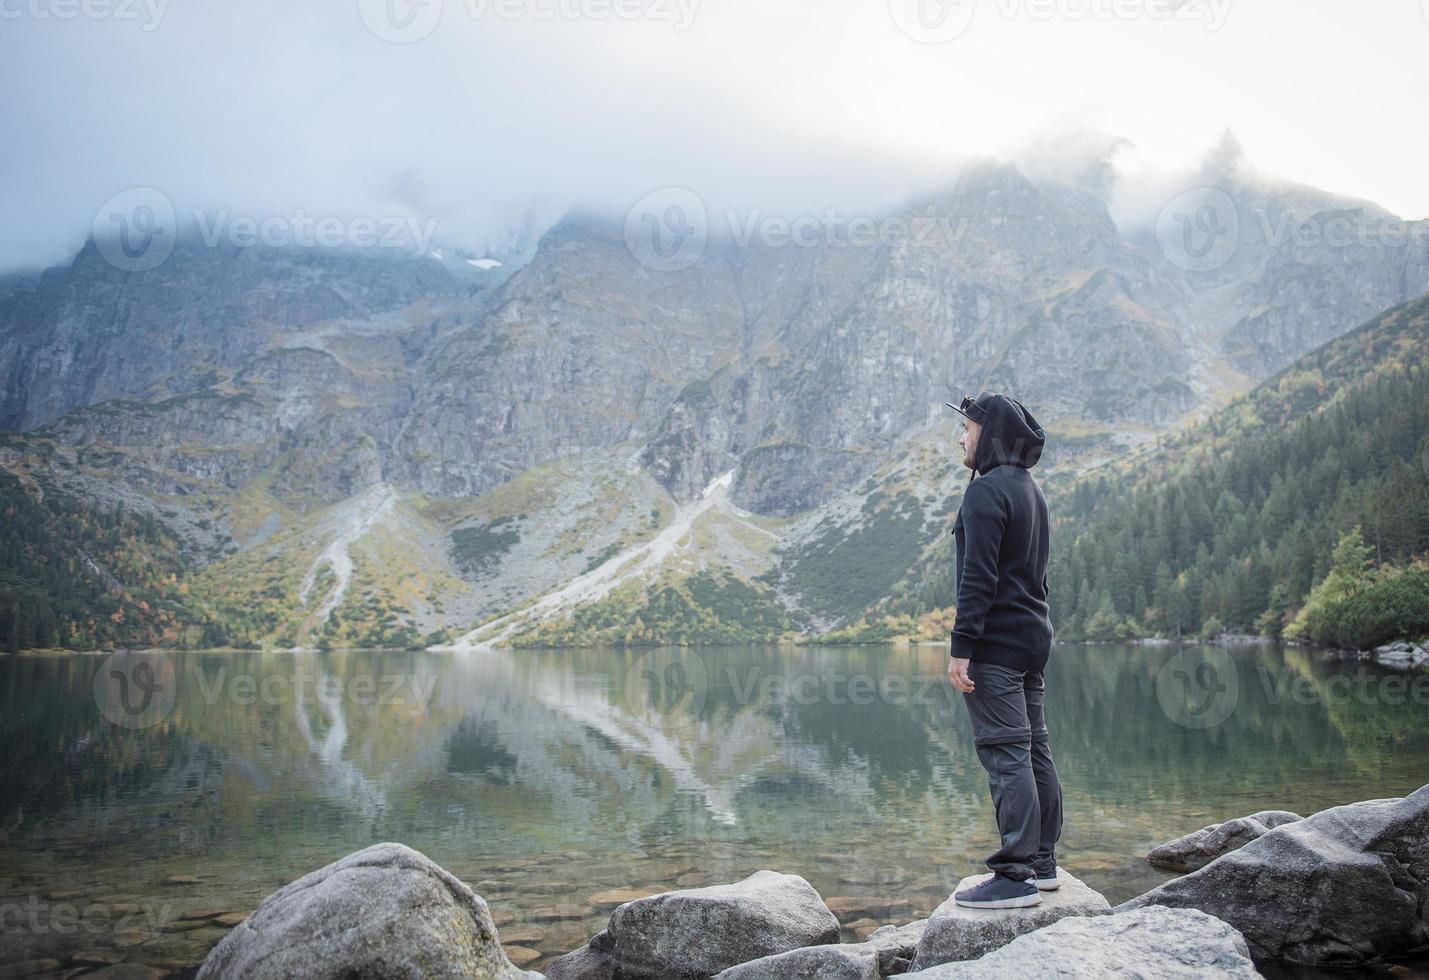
xmin=544 ymin=869 xmax=840 ymax=979
xmin=1146 ymin=809 xmax=1303 ymax=872
xmin=195 ymin=842 xmax=540 ymax=979
xmin=1120 ymin=785 xmax=1429 ymax=966
xmin=908 ymin=871 xmax=1111 ymax=971
xmin=713 ymin=917 xmax=930 ymax=978
xmin=541 ymin=934 xmax=615 ymax=980
xmin=713 ymin=943 xmax=880 ymax=979
xmin=901 ymin=906 xmax=1259 ymax=978
xmin=859 ymin=918 xmax=930 ymax=974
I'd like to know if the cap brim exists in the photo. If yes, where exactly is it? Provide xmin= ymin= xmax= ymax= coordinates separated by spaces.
xmin=944 ymin=401 xmax=973 ymax=419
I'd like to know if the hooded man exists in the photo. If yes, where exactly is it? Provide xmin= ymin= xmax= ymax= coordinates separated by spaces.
xmin=944 ymin=391 xmax=1063 ymax=909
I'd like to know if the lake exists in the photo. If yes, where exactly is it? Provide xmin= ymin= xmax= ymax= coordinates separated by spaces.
xmin=1 ymin=642 xmax=1426 ymax=974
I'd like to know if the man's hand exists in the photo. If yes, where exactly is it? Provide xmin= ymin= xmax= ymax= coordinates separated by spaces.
xmin=948 ymin=657 xmax=975 ymax=693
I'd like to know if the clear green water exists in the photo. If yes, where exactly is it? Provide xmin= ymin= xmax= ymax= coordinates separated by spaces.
xmin=0 ymin=642 xmax=1425 ymax=974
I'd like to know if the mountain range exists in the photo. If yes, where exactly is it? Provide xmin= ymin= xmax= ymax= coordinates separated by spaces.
xmin=2 ymin=155 xmax=1427 ymax=651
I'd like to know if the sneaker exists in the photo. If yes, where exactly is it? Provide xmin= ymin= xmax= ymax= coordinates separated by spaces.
xmin=954 ymin=872 xmax=1042 ymax=910
xmin=1032 ymin=867 xmax=1060 ymax=891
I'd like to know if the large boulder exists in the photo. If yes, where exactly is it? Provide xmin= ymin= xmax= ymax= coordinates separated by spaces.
xmin=713 ymin=917 xmax=929 ymax=978
xmin=196 ymin=842 xmax=539 ymax=979
xmin=1146 ymin=810 xmax=1303 ymax=872
xmin=901 ymin=906 xmax=1259 ymax=978
xmin=712 ymin=943 xmax=880 ymax=979
xmin=544 ymin=869 xmax=840 ymax=979
xmin=907 ymin=870 xmax=1110 ymax=971
xmin=1120 ymin=785 xmax=1429 ymax=967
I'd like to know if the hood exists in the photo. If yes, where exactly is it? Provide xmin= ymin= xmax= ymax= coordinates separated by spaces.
xmin=970 ymin=393 xmax=1045 ymax=480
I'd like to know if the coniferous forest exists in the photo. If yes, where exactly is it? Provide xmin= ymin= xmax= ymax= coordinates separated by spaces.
xmin=1048 ymin=295 xmax=1429 ymax=647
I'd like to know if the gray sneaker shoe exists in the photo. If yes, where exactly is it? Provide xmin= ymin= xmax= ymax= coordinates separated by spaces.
xmin=954 ymin=872 xmax=1043 ymax=909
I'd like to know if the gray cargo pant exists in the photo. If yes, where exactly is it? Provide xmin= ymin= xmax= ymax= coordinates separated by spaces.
xmin=962 ymin=659 xmax=1063 ymax=881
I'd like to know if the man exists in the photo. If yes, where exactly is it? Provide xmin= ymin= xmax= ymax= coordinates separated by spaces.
xmin=944 ymin=391 xmax=1062 ymax=910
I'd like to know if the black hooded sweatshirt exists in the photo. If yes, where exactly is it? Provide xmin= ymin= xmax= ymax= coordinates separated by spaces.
xmin=950 ymin=393 xmax=1054 ymax=672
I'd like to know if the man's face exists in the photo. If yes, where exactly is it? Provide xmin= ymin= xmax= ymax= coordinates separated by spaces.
xmin=958 ymin=418 xmax=981 ymax=471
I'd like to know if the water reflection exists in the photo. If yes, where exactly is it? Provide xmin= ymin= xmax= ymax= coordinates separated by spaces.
xmin=0 ymin=643 xmax=1425 ymax=972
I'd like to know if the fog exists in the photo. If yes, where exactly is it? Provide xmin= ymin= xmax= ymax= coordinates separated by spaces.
xmin=1 ymin=0 xmax=1425 ymax=271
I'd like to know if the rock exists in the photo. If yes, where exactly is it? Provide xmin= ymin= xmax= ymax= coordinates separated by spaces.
xmin=526 ymin=903 xmax=587 ymax=922
xmin=854 ymin=918 xmax=930 ymax=974
xmin=212 ymin=911 xmax=248 ymax=927
xmin=70 ymin=951 xmax=125 ymax=968
xmin=499 ymin=926 xmax=547 ymax=945
xmin=0 ymin=961 xmax=62 ymax=978
xmin=540 ymin=934 xmax=614 ymax=980
xmin=712 ymin=943 xmax=881 ymax=979
xmin=503 ymin=946 xmax=542 ymax=967
xmin=178 ymin=908 xmax=232 ymax=921
xmin=1146 ymin=810 xmax=1303 ymax=872
xmin=490 ymin=907 xmax=521 ymax=926
xmin=83 ymin=967 xmax=168 ymax=980
xmin=901 ymin=906 xmax=1259 ymax=978
xmin=908 ymin=871 xmax=1111 ymax=971
xmin=159 ymin=919 xmax=210 ymax=933
xmin=713 ymin=918 xmax=930 ymax=977
xmin=195 ymin=842 xmax=541 ymax=979
xmin=547 ymin=870 xmax=840 ymax=979
xmin=1120 ymin=786 xmax=1429 ymax=966
xmin=101 ymin=930 xmax=156 ymax=949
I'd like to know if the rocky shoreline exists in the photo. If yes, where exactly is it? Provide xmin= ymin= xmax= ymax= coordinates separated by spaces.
xmin=7 ymin=785 xmax=1408 ymax=979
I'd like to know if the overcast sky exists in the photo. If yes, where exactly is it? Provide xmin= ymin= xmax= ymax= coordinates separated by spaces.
xmin=1 ymin=0 xmax=1426 ymax=271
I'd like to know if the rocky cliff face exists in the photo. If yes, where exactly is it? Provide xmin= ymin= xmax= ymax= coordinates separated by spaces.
xmin=0 ymin=238 xmax=482 ymax=431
